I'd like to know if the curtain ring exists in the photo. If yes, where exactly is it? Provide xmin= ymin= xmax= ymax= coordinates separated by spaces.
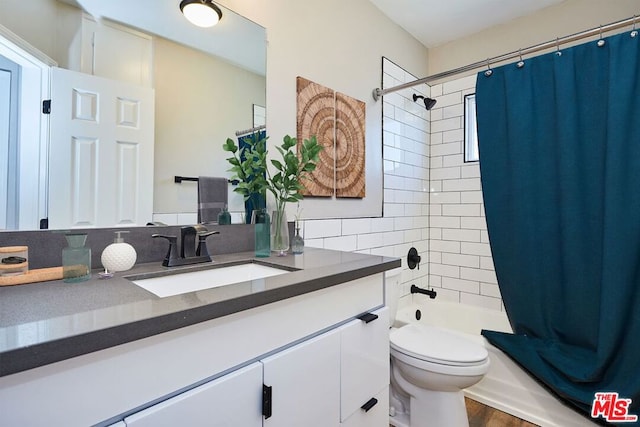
xmin=555 ymin=37 xmax=562 ymax=56
xmin=516 ymin=49 xmax=525 ymax=68
xmin=631 ymin=15 xmax=638 ymax=38
xmin=484 ymin=59 xmax=493 ymax=77
xmin=597 ymin=25 xmax=606 ymax=47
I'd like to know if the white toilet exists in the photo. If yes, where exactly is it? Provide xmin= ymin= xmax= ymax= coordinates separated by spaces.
xmin=386 ymin=272 xmax=490 ymax=427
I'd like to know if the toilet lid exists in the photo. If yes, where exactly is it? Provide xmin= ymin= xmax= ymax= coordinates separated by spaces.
xmin=390 ymin=324 xmax=488 ymax=365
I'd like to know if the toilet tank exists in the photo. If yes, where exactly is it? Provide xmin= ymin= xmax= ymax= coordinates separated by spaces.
xmin=385 ymin=268 xmax=402 ymax=328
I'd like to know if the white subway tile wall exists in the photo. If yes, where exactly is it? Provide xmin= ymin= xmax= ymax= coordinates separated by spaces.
xmin=429 ymin=75 xmax=502 ymax=311
xmin=301 ymin=63 xmax=504 ymax=311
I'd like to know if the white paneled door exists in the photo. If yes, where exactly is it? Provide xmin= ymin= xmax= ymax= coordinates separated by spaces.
xmin=49 ymin=67 xmax=154 ymax=229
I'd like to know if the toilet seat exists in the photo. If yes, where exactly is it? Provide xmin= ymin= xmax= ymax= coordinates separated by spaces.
xmin=390 ymin=323 xmax=488 ymax=366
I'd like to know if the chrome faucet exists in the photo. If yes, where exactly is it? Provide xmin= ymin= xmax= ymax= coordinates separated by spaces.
xmin=152 ymin=225 xmax=219 ymax=267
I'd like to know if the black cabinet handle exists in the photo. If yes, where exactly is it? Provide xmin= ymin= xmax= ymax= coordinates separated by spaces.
xmin=262 ymin=384 xmax=272 ymax=419
xmin=357 ymin=312 xmax=379 ymax=324
xmin=361 ymin=397 xmax=378 ymax=412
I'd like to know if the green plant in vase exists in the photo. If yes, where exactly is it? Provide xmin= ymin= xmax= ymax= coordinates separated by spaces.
xmin=222 ymin=133 xmax=268 ymax=223
xmin=267 ymin=135 xmax=322 ymax=256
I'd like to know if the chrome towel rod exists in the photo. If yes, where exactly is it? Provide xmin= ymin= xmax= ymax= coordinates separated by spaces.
xmin=372 ymin=15 xmax=638 ymax=100
xmin=235 ymin=124 xmax=266 ymax=137
xmin=174 ymin=176 xmax=239 ymax=185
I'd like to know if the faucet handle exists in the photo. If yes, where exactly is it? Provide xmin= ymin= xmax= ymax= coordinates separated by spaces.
xmin=196 ymin=230 xmax=220 ymax=258
xmin=152 ymin=234 xmax=178 ymax=267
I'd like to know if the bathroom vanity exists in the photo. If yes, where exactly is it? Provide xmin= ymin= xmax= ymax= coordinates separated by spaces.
xmin=0 ymin=248 xmax=399 ymax=426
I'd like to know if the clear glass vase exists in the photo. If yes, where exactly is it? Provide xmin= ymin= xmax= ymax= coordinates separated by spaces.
xmin=271 ymin=208 xmax=289 ymax=256
xmin=252 ymin=209 xmax=270 ymax=258
xmin=63 ymin=233 xmax=91 ymax=283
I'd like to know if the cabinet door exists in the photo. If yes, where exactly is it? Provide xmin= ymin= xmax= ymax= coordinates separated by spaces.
xmin=340 ymin=387 xmax=389 ymax=427
xmin=262 ymin=329 xmax=341 ymax=427
xmin=124 ymin=363 xmax=262 ymax=427
xmin=340 ymin=307 xmax=389 ymax=422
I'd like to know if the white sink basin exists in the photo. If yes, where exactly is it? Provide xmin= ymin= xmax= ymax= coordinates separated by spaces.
xmin=131 ymin=263 xmax=289 ymax=298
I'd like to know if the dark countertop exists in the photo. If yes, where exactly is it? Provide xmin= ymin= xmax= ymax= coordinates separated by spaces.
xmin=0 ymin=248 xmax=400 ymax=377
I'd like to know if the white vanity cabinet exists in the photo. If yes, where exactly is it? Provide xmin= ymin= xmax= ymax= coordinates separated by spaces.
xmin=340 ymin=307 xmax=390 ymax=426
xmin=0 ymin=273 xmax=390 ymax=427
xmin=124 ymin=363 xmax=263 ymax=427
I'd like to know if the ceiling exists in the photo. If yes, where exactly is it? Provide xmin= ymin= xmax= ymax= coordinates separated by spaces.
xmin=369 ymin=0 xmax=565 ymax=48
xmin=66 ymin=0 xmax=266 ymax=75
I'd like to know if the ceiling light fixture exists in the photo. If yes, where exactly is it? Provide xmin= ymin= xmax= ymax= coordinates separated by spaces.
xmin=180 ymin=0 xmax=223 ymax=28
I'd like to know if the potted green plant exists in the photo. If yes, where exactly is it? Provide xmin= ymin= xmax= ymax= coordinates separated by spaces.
xmin=267 ymin=135 xmax=322 ymax=255
xmin=222 ymin=133 xmax=268 ymax=224
xmin=223 ymin=134 xmax=322 ymax=255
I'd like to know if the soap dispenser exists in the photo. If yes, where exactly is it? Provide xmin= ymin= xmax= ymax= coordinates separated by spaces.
xmin=101 ymin=231 xmax=137 ymax=273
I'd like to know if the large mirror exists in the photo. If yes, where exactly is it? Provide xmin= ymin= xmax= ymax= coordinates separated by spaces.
xmin=0 ymin=0 xmax=266 ymax=231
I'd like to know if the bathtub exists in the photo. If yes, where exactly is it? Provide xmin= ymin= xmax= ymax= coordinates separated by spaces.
xmin=393 ymin=300 xmax=598 ymax=427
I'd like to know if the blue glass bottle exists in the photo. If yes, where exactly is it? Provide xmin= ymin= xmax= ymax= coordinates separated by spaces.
xmin=291 ymin=225 xmax=304 ymax=254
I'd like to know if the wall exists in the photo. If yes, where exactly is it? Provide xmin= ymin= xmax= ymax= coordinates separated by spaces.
xmin=152 ymin=37 xmax=266 ymax=218
xmin=226 ymin=0 xmax=638 ymax=310
xmin=218 ymin=0 xmax=430 ymax=220
xmin=428 ymin=0 xmax=639 ymax=76
xmin=0 ymin=0 xmax=80 ymax=68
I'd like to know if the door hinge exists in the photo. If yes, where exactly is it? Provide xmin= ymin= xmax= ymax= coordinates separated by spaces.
xmin=42 ymin=99 xmax=51 ymax=114
xmin=262 ymin=384 xmax=272 ymax=419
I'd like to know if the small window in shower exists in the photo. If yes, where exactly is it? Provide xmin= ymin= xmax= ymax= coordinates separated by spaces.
xmin=464 ymin=94 xmax=479 ymax=162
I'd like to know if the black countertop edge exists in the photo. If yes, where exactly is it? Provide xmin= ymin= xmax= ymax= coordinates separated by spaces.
xmin=0 ymin=257 xmax=400 ymax=377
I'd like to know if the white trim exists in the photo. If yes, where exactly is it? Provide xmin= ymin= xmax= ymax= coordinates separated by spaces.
xmin=0 ymin=24 xmax=53 ymax=229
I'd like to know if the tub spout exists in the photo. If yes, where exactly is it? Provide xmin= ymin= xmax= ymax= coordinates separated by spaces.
xmin=411 ymin=284 xmax=437 ymax=299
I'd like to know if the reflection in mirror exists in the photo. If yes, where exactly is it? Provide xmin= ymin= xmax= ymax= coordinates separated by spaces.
xmin=0 ymin=0 xmax=266 ymax=231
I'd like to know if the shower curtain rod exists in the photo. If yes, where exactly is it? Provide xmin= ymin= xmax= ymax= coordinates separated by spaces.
xmin=372 ymin=14 xmax=638 ymax=101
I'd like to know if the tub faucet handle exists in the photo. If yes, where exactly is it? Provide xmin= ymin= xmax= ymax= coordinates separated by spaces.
xmin=407 ymin=247 xmax=421 ymax=270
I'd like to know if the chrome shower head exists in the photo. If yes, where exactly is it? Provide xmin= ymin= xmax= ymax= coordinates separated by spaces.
xmin=412 ymin=93 xmax=437 ymax=110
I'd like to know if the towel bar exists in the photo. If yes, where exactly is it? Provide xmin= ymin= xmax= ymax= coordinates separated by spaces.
xmin=174 ymin=176 xmax=239 ymax=185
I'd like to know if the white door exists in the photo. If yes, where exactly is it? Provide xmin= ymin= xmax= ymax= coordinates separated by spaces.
xmin=124 ymin=362 xmax=263 ymax=427
xmin=262 ymin=329 xmax=341 ymax=427
xmin=49 ymin=67 xmax=154 ymax=229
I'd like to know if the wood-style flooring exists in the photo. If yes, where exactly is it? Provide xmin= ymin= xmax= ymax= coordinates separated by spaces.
xmin=466 ymin=398 xmax=540 ymax=427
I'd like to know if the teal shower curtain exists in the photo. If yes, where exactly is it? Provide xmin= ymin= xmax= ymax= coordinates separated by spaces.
xmin=476 ymin=31 xmax=640 ymax=421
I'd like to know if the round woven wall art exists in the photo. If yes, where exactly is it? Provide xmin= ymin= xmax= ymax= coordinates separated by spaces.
xmin=335 ymin=92 xmax=365 ymax=198
xmin=296 ymin=77 xmax=335 ymax=197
